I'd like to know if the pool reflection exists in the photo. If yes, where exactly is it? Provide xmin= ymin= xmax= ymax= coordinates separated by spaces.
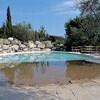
xmin=66 ymin=61 xmax=100 ymax=80
xmin=0 ymin=61 xmax=100 ymax=86
xmin=0 ymin=62 xmax=50 ymax=86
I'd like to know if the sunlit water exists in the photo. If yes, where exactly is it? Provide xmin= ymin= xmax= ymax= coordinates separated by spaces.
xmin=0 ymin=61 xmax=100 ymax=86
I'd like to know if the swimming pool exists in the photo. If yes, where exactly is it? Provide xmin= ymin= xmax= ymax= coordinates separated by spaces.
xmin=0 ymin=52 xmax=99 ymax=86
xmin=0 ymin=52 xmax=92 ymax=63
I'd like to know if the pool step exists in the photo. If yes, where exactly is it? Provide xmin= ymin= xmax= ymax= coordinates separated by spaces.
xmin=85 ymin=59 xmax=100 ymax=64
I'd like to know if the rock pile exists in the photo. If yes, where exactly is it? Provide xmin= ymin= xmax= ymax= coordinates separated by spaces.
xmin=0 ymin=37 xmax=64 ymax=54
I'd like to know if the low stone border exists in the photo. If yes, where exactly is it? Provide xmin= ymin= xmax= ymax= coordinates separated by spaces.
xmin=0 ymin=51 xmax=52 ymax=56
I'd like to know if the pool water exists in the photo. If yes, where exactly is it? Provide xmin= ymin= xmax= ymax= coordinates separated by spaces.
xmin=0 ymin=52 xmax=99 ymax=86
xmin=0 ymin=52 xmax=92 ymax=63
xmin=0 ymin=61 xmax=100 ymax=86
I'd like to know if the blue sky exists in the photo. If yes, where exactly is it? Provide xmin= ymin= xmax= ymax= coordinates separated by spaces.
xmin=0 ymin=0 xmax=80 ymax=36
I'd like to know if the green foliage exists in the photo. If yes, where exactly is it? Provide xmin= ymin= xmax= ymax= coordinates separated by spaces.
xmin=0 ymin=22 xmax=7 ymax=38
xmin=65 ymin=0 xmax=100 ymax=51
xmin=12 ymin=22 xmax=33 ymax=42
xmin=65 ymin=16 xmax=83 ymax=36
xmin=65 ymin=16 xmax=100 ymax=50
xmin=38 ymin=26 xmax=47 ymax=41
xmin=0 ymin=22 xmax=65 ymax=43
xmin=6 ymin=6 xmax=13 ymax=37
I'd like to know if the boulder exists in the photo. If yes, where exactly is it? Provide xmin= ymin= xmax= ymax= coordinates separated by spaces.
xmin=2 ymin=45 xmax=10 ymax=50
xmin=11 ymin=39 xmax=21 ymax=45
xmin=35 ymin=41 xmax=41 ymax=45
xmin=28 ymin=41 xmax=34 ymax=43
xmin=11 ymin=45 xmax=19 ymax=50
xmin=52 ymin=43 xmax=64 ymax=51
xmin=37 ymin=43 xmax=45 ymax=49
xmin=0 ymin=48 xmax=2 ymax=52
xmin=23 ymin=42 xmax=28 ymax=46
xmin=45 ymin=42 xmax=53 ymax=48
xmin=0 ymin=39 xmax=4 ymax=45
xmin=35 ymin=41 xmax=45 ymax=49
xmin=3 ymin=39 xmax=10 ymax=45
xmin=29 ymin=43 xmax=36 ymax=48
xmin=8 ymin=37 xmax=13 ymax=41
xmin=23 ymin=48 xmax=29 ymax=52
xmin=8 ymin=48 xmax=15 ymax=53
xmin=43 ymin=41 xmax=53 ymax=48
xmin=59 ymin=44 xmax=64 ymax=47
xmin=43 ymin=41 xmax=51 ymax=45
xmin=28 ymin=41 xmax=36 ymax=48
xmin=20 ymin=44 xmax=26 ymax=49
xmin=6 ymin=49 xmax=11 ymax=53
xmin=10 ymin=51 xmax=15 ymax=53
xmin=2 ymin=50 xmax=7 ymax=53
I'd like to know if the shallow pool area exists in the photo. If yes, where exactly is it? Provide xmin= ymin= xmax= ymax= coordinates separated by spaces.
xmin=0 ymin=61 xmax=100 ymax=86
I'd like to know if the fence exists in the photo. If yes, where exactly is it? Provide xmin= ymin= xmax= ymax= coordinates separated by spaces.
xmin=72 ymin=46 xmax=100 ymax=53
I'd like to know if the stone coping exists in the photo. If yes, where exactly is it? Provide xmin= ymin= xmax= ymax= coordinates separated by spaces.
xmin=0 ymin=51 xmax=98 ymax=57
xmin=0 ymin=51 xmax=82 ymax=56
xmin=0 ymin=51 xmax=52 ymax=56
xmin=0 ymin=51 xmax=71 ymax=56
xmin=68 ymin=52 xmax=100 ymax=58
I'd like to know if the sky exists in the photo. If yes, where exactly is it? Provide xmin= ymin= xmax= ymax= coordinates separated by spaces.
xmin=0 ymin=0 xmax=80 ymax=37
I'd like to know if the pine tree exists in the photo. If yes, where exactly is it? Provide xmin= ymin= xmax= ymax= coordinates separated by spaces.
xmin=2 ymin=22 xmax=6 ymax=38
xmin=6 ymin=6 xmax=13 ymax=37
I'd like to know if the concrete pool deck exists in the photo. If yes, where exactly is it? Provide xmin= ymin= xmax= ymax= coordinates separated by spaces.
xmin=0 ymin=79 xmax=100 ymax=100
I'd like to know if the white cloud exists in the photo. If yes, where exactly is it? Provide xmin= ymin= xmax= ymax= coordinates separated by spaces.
xmin=57 ymin=0 xmax=75 ymax=8
xmin=51 ymin=0 xmax=80 ymax=15
xmin=56 ymin=10 xmax=80 ymax=15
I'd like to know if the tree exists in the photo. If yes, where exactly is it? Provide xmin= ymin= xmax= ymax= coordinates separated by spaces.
xmin=77 ymin=0 xmax=100 ymax=45
xmin=49 ymin=36 xmax=56 ymax=42
xmin=64 ymin=0 xmax=100 ymax=51
xmin=64 ymin=16 xmax=100 ymax=50
xmin=39 ymin=26 xmax=46 ymax=41
xmin=77 ymin=0 xmax=100 ymax=22
xmin=12 ymin=22 xmax=32 ymax=42
xmin=6 ymin=6 xmax=13 ymax=37
xmin=65 ymin=16 xmax=83 ymax=36
xmin=34 ymin=31 xmax=39 ymax=41
xmin=0 ymin=22 xmax=7 ymax=38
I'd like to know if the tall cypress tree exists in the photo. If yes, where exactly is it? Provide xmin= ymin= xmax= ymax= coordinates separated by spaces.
xmin=6 ymin=6 xmax=13 ymax=37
